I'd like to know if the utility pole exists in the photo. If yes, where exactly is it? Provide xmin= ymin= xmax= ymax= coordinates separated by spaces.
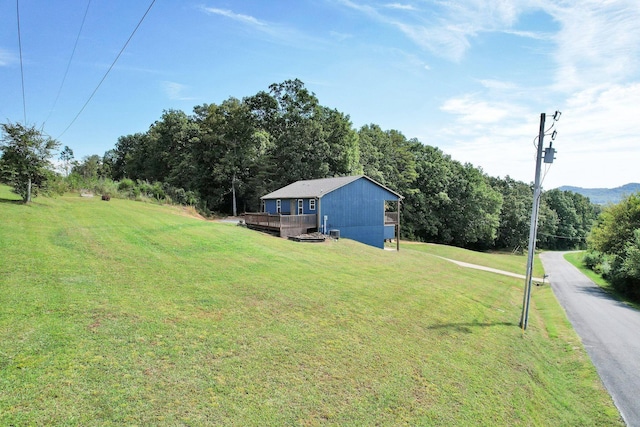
xmin=520 ymin=111 xmax=559 ymax=330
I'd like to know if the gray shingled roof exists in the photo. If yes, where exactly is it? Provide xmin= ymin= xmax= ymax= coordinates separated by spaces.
xmin=261 ymin=175 xmax=402 ymax=199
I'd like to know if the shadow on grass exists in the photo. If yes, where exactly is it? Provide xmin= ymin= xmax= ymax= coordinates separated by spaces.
xmin=0 ymin=197 xmax=24 ymax=205
xmin=427 ymin=321 xmax=516 ymax=334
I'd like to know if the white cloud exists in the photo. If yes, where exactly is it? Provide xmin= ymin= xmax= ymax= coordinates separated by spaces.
xmin=561 ymin=83 xmax=640 ymax=153
xmin=162 ymin=81 xmax=197 ymax=101
xmin=200 ymin=5 xmax=324 ymax=48
xmin=378 ymin=1 xmax=640 ymax=187
xmin=436 ymin=81 xmax=640 ymax=188
xmin=393 ymin=22 xmax=471 ymax=62
xmin=329 ymin=31 xmax=353 ymax=41
xmin=545 ymin=0 xmax=640 ymax=91
xmin=336 ymin=0 xmax=377 ymax=16
xmin=478 ymin=79 xmax=518 ymax=90
xmin=0 ymin=48 xmax=16 ymax=66
xmin=337 ymin=0 xmax=526 ymax=61
xmin=501 ymin=29 xmax=552 ymax=41
xmin=384 ymin=3 xmax=417 ymax=11
xmin=201 ymin=7 xmax=267 ymax=28
xmin=440 ymin=95 xmax=512 ymax=124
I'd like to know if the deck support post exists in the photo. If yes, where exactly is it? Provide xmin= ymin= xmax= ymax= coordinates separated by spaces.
xmin=396 ymin=200 xmax=400 ymax=252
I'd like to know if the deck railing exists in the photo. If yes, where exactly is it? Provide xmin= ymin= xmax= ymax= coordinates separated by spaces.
xmin=385 ymin=211 xmax=399 ymax=225
xmin=243 ymin=213 xmax=317 ymax=231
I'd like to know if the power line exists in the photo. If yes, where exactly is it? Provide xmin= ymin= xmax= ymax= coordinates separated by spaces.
xmin=16 ymin=0 xmax=27 ymax=124
xmin=57 ymin=0 xmax=157 ymax=138
xmin=538 ymin=232 xmax=586 ymax=241
xmin=43 ymin=0 xmax=93 ymax=127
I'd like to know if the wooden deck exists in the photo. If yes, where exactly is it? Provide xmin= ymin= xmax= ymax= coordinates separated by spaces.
xmin=243 ymin=213 xmax=317 ymax=238
xmin=244 ymin=211 xmax=399 ymax=238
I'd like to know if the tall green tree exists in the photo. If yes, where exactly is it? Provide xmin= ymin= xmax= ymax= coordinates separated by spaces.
xmin=59 ymin=145 xmax=74 ymax=177
xmin=245 ymin=79 xmax=360 ymax=192
xmin=401 ymin=143 xmax=453 ymax=241
xmin=400 ymin=142 xmax=501 ymax=248
xmin=589 ymin=193 xmax=640 ymax=258
xmin=0 ymin=122 xmax=60 ymax=202
xmin=357 ymin=124 xmax=417 ymax=194
xmin=146 ymin=109 xmax=201 ymax=184
xmin=488 ymin=176 xmax=533 ymax=251
xmin=72 ymin=154 xmax=105 ymax=180
xmin=110 ymin=132 xmax=150 ymax=181
xmin=542 ymin=189 xmax=597 ymax=250
xmin=588 ymin=193 xmax=640 ymax=300
xmin=192 ymin=99 xmax=263 ymax=215
xmin=440 ymin=163 xmax=502 ymax=248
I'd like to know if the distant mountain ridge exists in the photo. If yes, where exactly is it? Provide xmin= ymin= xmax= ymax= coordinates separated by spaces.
xmin=558 ymin=183 xmax=640 ymax=205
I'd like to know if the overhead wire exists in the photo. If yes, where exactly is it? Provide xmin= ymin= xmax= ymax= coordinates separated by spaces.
xmin=544 ymin=120 xmax=556 ymax=134
xmin=541 ymin=163 xmax=551 ymax=186
xmin=43 ymin=0 xmax=93 ymax=127
xmin=537 ymin=232 xmax=586 ymax=241
xmin=56 ymin=0 xmax=157 ymax=139
xmin=16 ymin=0 xmax=27 ymax=124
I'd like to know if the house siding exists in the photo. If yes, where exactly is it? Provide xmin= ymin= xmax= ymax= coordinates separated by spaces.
xmin=259 ymin=176 xmax=400 ymax=249
xmin=264 ymin=198 xmax=317 ymax=215
xmin=320 ymin=177 xmax=398 ymax=249
xmin=384 ymin=225 xmax=396 ymax=240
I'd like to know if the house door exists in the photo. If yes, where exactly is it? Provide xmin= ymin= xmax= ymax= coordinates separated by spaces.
xmin=298 ymin=199 xmax=304 ymax=215
xmin=290 ymin=200 xmax=296 ymax=215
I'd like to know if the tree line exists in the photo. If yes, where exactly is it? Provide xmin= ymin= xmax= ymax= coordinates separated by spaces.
xmin=585 ymin=193 xmax=640 ymax=301
xmin=2 ymin=79 xmax=599 ymax=253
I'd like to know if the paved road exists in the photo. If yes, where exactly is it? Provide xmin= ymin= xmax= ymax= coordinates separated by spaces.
xmin=540 ymin=252 xmax=640 ymax=427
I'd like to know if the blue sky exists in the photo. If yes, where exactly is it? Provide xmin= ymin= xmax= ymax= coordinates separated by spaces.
xmin=1 ymin=0 xmax=639 ymax=189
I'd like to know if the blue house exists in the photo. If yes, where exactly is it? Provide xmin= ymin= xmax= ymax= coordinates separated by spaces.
xmin=244 ymin=175 xmax=402 ymax=249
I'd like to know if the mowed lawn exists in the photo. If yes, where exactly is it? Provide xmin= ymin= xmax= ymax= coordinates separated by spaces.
xmin=401 ymin=241 xmax=545 ymax=279
xmin=0 ymin=187 xmax=622 ymax=426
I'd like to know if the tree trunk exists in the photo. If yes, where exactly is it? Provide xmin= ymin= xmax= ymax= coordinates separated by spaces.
xmin=26 ymin=176 xmax=32 ymax=203
xmin=232 ymin=172 xmax=237 ymax=217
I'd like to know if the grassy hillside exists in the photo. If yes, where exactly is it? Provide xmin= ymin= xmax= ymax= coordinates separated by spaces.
xmin=401 ymin=242 xmax=545 ymax=279
xmin=0 ymin=188 xmax=622 ymax=426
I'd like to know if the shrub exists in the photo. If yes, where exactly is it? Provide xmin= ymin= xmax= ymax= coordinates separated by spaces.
xmin=118 ymin=178 xmax=135 ymax=193
xmin=42 ymin=171 xmax=69 ymax=196
xmin=582 ymin=250 xmax=602 ymax=270
xmin=94 ymin=179 xmax=118 ymax=197
xmin=150 ymin=181 xmax=165 ymax=200
xmin=65 ymin=172 xmax=81 ymax=190
xmin=137 ymin=180 xmax=153 ymax=197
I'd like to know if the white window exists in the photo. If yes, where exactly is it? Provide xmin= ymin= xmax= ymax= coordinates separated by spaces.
xmin=298 ymin=199 xmax=304 ymax=215
xmin=309 ymin=199 xmax=316 ymax=211
xmin=276 ymin=199 xmax=281 ymax=213
xmin=260 ymin=200 xmax=265 ymax=212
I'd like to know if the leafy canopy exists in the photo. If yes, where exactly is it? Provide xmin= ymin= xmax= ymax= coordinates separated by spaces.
xmin=0 ymin=122 xmax=60 ymax=202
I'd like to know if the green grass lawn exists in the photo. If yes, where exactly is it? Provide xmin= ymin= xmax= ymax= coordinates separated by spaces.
xmin=0 ymin=188 xmax=622 ymax=425
xmin=401 ymin=241 xmax=545 ymax=278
